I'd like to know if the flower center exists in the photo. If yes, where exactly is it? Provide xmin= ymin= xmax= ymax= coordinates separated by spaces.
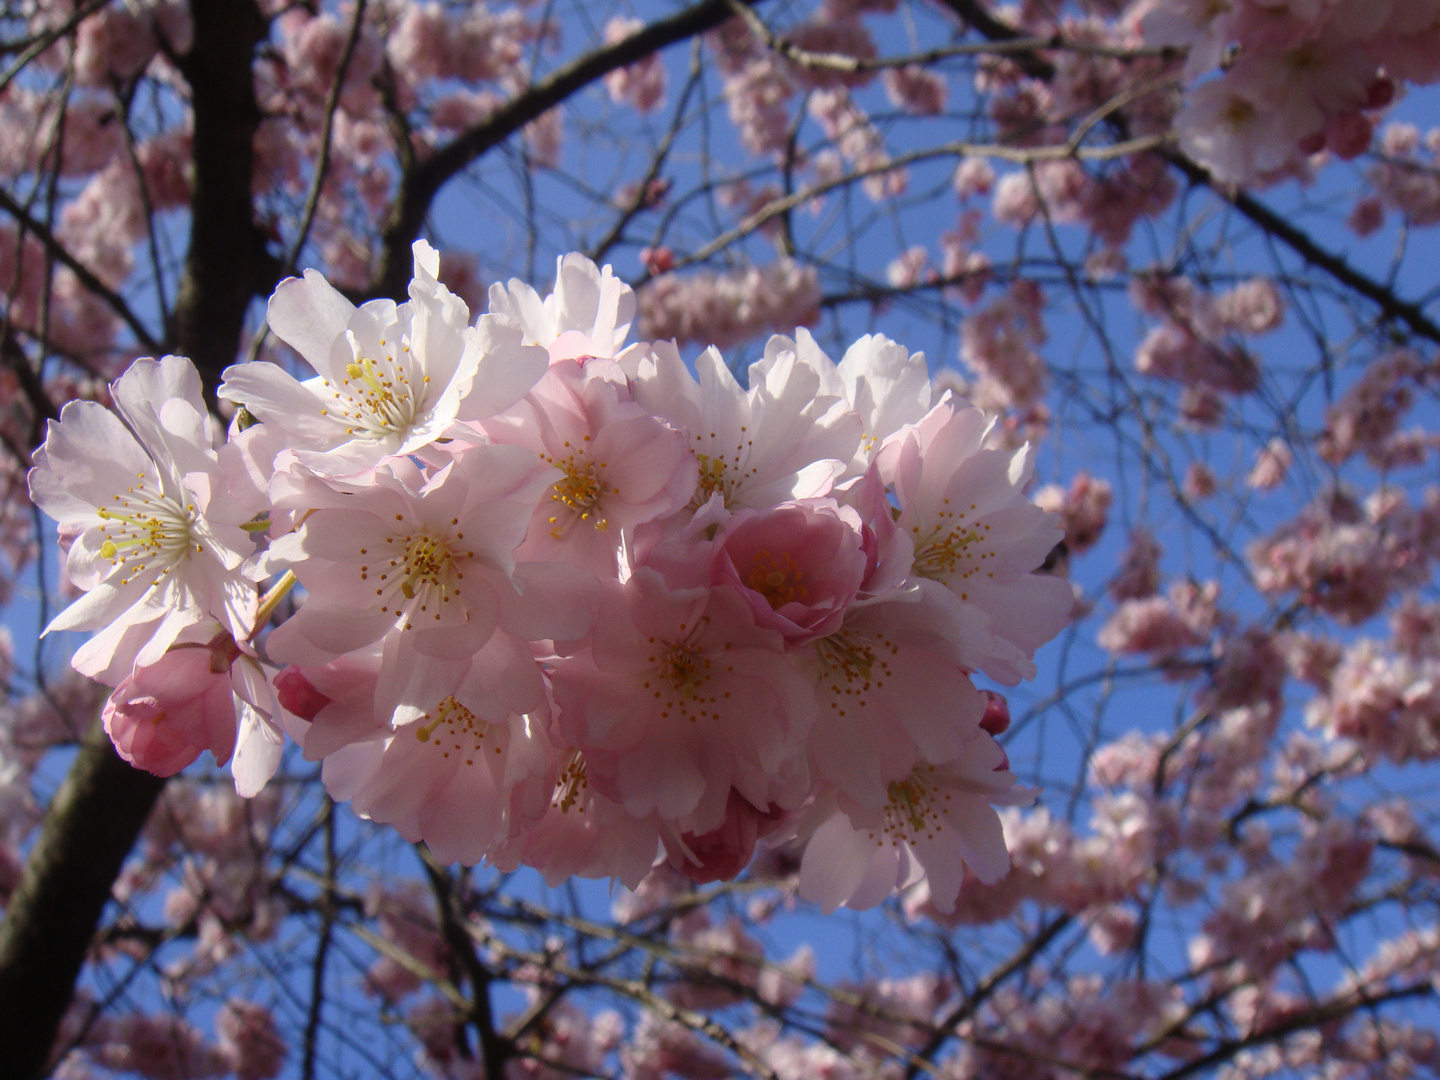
xmin=399 ymin=535 xmax=448 ymax=599
xmin=814 ymin=631 xmax=893 ymax=718
xmin=880 ymin=767 xmax=946 ymax=845
xmin=695 ymin=453 xmax=730 ymax=501
xmin=911 ymin=499 xmax=995 ymax=596
xmin=365 ymin=525 xmax=473 ymax=626
xmin=745 ymin=550 xmax=808 ymax=609
xmin=1221 ymin=95 xmax=1257 ymax=131
xmin=553 ymin=751 xmax=589 ymax=813
xmin=413 ymin=697 xmax=498 ymax=766
xmin=692 ymin=425 xmax=757 ymax=508
xmin=665 ymin=645 xmax=711 ymax=699
xmin=95 ymin=476 xmax=200 ymax=588
xmin=542 ymin=441 xmax=614 ymax=537
xmin=323 ymin=334 xmax=422 ymax=437
xmin=641 ymin=627 xmax=725 ymax=725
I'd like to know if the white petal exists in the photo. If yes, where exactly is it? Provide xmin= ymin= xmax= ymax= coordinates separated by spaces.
xmin=266 ymin=270 xmax=357 ymax=377
xmin=232 ymin=701 xmax=285 ymax=797
xmin=798 ymin=812 xmax=879 ymax=914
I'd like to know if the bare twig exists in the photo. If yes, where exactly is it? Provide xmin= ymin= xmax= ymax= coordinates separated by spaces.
xmin=370 ymin=0 xmax=770 ymax=300
xmin=0 ymin=184 xmax=162 ymax=354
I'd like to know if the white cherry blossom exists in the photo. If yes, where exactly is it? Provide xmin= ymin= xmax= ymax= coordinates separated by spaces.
xmin=627 ymin=339 xmax=862 ymax=511
xmin=757 ymin=327 xmax=932 ymax=475
xmin=220 ymin=241 xmax=544 ymax=478
xmin=28 ymin=356 xmax=258 ymax=684
xmin=488 ymin=251 xmax=637 ymax=361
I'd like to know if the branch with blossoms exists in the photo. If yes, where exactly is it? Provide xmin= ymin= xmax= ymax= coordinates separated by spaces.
xmin=29 ymin=246 xmax=1063 ymax=911
xmin=2 ymin=1 xmax=1440 ymax=1079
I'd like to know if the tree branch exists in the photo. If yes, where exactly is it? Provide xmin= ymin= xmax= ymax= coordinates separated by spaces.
xmin=0 ymin=184 xmax=162 ymax=355
xmin=0 ymin=717 xmax=167 ymax=1080
xmin=1161 ymin=149 xmax=1440 ymax=346
xmin=422 ymin=855 xmax=509 ymax=1078
xmin=0 ymin=5 xmax=273 ymax=1077
xmin=370 ymin=0 xmax=765 ymax=300
xmin=168 ymin=0 xmax=279 ymax=389
xmin=929 ymin=0 xmax=1440 ymax=347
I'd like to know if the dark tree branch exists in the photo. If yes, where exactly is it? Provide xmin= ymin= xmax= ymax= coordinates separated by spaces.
xmin=0 ymin=0 xmax=109 ymax=98
xmin=904 ymin=914 xmax=1073 ymax=1078
xmin=0 ymin=332 xmax=57 ymax=442
xmin=422 ymin=855 xmax=510 ymax=1079
xmin=0 ymin=184 xmax=162 ymax=354
xmin=930 ymin=0 xmax=1440 ymax=347
xmin=1155 ymin=983 xmax=1433 ymax=1080
xmin=1161 ymin=150 xmax=1440 ymax=347
xmin=370 ymin=0 xmax=766 ymax=301
xmin=0 ymin=5 xmax=273 ymax=1077
xmin=301 ymin=799 xmax=337 ymax=1080
xmin=0 ymin=718 xmax=167 ymax=1080
xmin=930 ymin=0 xmax=1056 ymax=79
xmin=168 ymin=0 xmax=279 ymax=390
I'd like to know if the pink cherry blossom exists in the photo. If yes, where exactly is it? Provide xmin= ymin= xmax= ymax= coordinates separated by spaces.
xmin=603 ymin=17 xmax=667 ymax=114
xmin=710 ymin=499 xmax=868 ymax=643
xmin=761 ymin=327 xmax=932 ymax=475
xmin=802 ymin=583 xmax=991 ymax=812
xmin=484 ymin=358 xmax=695 ymax=574
xmin=636 ymin=260 xmax=822 ymax=350
xmin=799 ymin=733 xmax=1033 ymax=914
xmin=1247 ymin=438 xmax=1293 ymax=491
xmin=665 ymin=788 xmax=787 ymax=886
xmin=315 ymin=648 xmax=556 ymax=865
xmin=103 ymin=635 xmax=240 ymax=778
xmin=877 ymin=397 xmax=1072 ymax=683
xmin=27 ymin=355 xmax=258 ymax=685
xmin=216 ymin=1001 xmax=287 ymax=1080
xmin=491 ymin=752 xmax=664 ymax=890
xmin=1034 ymin=471 xmax=1112 ymax=555
xmin=551 ymin=569 xmax=815 ymax=833
xmin=264 ymin=448 xmax=563 ymax=721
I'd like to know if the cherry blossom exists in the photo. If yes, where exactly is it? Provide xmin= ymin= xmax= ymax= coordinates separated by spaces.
xmin=221 ymin=241 xmax=540 ymax=478
xmin=484 ymin=358 xmax=695 ymax=574
xmin=264 ymin=448 xmax=562 ymax=720
xmin=877 ymin=398 xmax=1072 ymax=683
xmin=550 ymin=568 xmax=815 ymax=831
xmin=488 ymin=252 xmax=637 ymax=362
xmin=799 ymin=733 xmax=1033 ymax=914
xmin=627 ymin=338 xmax=861 ymax=512
xmin=761 ymin=328 xmax=932 ymax=474
xmin=27 ymin=356 xmax=259 ymax=685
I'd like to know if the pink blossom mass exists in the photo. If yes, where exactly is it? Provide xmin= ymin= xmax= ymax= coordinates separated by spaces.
xmin=29 ymin=246 xmax=1067 ymax=902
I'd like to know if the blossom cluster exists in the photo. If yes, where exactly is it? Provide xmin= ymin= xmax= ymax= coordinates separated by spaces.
xmin=1146 ymin=0 xmax=1440 ymax=185
xmin=28 ymin=245 xmax=1070 ymax=911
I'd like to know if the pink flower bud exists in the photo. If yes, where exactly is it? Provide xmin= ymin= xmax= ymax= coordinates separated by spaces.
xmin=275 ymin=667 xmax=332 ymax=721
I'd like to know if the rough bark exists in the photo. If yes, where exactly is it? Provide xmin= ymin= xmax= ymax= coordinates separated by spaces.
xmin=0 ymin=719 xmax=167 ymax=1079
xmin=168 ymin=0 xmax=279 ymax=388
